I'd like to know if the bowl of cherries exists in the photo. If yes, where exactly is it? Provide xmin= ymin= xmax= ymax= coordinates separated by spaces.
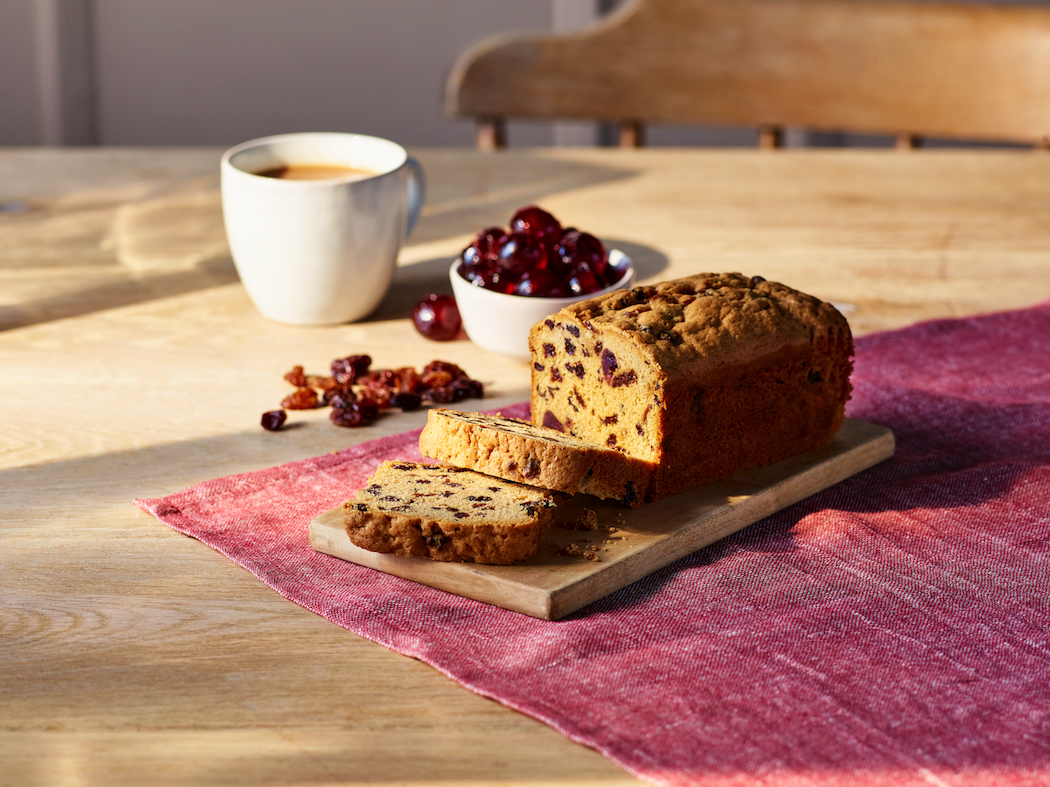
xmin=449 ymin=205 xmax=633 ymax=359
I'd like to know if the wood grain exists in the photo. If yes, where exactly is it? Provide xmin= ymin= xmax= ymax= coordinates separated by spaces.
xmin=311 ymin=419 xmax=894 ymax=619
xmin=4 ymin=146 xmax=1050 ymax=786
xmin=447 ymin=0 xmax=1050 ymax=147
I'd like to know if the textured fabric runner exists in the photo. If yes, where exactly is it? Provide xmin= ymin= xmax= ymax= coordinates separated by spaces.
xmin=136 ymin=302 xmax=1050 ymax=787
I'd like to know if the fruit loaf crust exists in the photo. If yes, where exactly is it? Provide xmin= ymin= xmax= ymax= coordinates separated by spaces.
xmin=529 ymin=273 xmax=854 ymax=501
xmin=342 ymin=460 xmax=557 ymax=565
xmin=418 ymin=408 xmax=654 ymax=506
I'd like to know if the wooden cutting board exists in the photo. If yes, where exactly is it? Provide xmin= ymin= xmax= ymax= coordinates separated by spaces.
xmin=310 ymin=418 xmax=894 ymax=620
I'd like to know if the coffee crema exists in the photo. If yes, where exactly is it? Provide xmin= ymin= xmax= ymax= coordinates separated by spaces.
xmin=253 ymin=163 xmax=378 ymax=181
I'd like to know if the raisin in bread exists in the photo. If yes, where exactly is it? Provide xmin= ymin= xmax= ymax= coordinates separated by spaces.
xmin=343 ymin=460 xmax=556 ymax=565
xmin=529 ymin=273 xmax=853 ymax=501
xmin=418 ymin=408 xmax=653 ymax=506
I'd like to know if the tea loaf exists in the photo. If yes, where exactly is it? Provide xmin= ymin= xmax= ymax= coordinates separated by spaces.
xmin=529 ymin=273 xmax=853 ymax=501
xmin=343 ymin=460 xmax=556 ymax=564
xmin=418 ymin=408 xmax=654 ymax=506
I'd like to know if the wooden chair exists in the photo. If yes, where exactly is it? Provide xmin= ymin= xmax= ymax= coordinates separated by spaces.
xmin=445 ymin=0 xmax=1050 ymax=150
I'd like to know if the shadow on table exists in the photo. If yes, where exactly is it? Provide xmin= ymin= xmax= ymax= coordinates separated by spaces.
xmin=0 ymin=256 xmax=241 ymax=332
xmin=1 ymin=151 xmax=639 ymax=332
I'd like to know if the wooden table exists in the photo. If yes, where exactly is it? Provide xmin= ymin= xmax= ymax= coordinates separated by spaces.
xmin=3 ymin=146 xmax=1049 ymax=786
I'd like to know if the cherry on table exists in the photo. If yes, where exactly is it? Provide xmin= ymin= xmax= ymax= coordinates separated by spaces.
xmin=412 ymin=293 xmax=462 ymax=341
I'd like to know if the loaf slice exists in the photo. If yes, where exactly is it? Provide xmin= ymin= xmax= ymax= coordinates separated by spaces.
xmin=419 ymin=408 xmax=653 ymax=507
xmin=342 ymin=460 xmax=557 ymax=565
xmin=530 ymin=273 xmax=853 ymax=501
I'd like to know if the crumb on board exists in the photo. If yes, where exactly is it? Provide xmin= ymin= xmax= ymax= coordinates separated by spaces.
xmin=556 ymin=541 xmax=604 ymax=562
xmin=559 ymin=506 xmax=599 ymax=531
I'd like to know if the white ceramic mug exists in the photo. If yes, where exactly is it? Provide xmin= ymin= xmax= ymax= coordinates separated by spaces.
xmin=221 ymin=132 xmax=425 ymax=325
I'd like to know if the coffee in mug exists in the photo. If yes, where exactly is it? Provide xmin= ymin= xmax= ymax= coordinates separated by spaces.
xmin=253 ymin=163 xmax=379 ymax=181
xmin=221 ymin=132 xmax=424 ymax=325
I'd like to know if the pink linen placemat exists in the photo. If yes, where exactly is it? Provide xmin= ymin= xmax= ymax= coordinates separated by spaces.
xmin=136 ymin=302 xmax=1050 ymax=787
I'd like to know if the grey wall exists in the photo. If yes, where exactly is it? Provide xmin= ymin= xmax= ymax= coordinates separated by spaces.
xmin=0 ymin=0 xmax=42 ymax=145
xmin=91 ymin=0 xmax=556 ymax=147
xmin=3 ymin=0 xmax=1049 ymax=149
xmin=0 ymin=0 xmax=565 ymax=147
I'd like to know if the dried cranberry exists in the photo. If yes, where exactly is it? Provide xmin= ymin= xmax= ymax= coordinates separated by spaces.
xmin=330 ymin=399 xmax=379 ymax=428
xmin=423 ymin=385 xmax=457 ymax=404
xmin=413 ymin=293 xmax=461 ymax=341
xmin=260 ymin=410 xmax=287 ymax=431
xmin=363 ymin=368 xmax=399 ymax=390
xmin=454 ymin=378 xmax=484 ymax=398
xmin=423 ymin=360 xmax=468 ymax=380
xmin=283 ymin=365 xmax=307 ymax=387
xmin=281 ymin=387 xmax=318 ymax=410
xmin=325 ymin=387 xmax=357 ymax=410
xmin=510 ymin=206 xmax=562 ymax=250
xmin=391 ymin=391 xmax=423 ymax=411
xmin=330 ymin=407 xmax=364 ymax=427
xmin=395 ymin=366 xmax=421 ymax=393
xmin=421 ymin=369 xmax=454 ymax=389
xmin=359 ymin=377 xmax=394 ymax=408
xmin=357 ymin=396 xmax=380 ymax=419
xmin=331 ymin=354 xmax=371 ymax=384
xmin=307 ymin=375 xmax=338 ymax=393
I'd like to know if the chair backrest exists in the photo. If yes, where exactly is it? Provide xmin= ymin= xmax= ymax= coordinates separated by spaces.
xmin=446 ymin=0 xmax=1050 ymax=150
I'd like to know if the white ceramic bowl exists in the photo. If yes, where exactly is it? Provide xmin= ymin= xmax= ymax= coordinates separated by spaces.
xmin=449 ymin=249 xmax=635 ymax=359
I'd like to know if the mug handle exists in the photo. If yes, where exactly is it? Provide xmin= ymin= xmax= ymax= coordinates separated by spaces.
xmin=404 ymin=156 xmax=425 ymax=237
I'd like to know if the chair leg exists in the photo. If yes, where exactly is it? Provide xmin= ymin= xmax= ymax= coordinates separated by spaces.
xmin=758 ymin=125 xmax=783 ymax=150
xmin=476 ymin=117 xmax=506 ymax=151
xmin=618 ymin=120 xmax=645 ymax=147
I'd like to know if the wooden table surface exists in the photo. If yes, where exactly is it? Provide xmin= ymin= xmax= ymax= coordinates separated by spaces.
xmin=4 ymin=146 xmax=1049 ymax=786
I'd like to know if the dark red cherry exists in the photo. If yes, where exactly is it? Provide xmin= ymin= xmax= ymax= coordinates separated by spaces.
xmin=514 ymin=267 xmax=570 ymax=297
xmin=568 ymin=267 xmax=602 ymax=295
xmin=510 ymin=206 xmax=562 ymax=250
xmin=412 ymin=293 xmax=461 ymax=341
xmin=473 ymin=227 xmax=507 ymax=256
xmin=460 ymin=227 xmax=508 ymax=279
xmin=556 ymin=229 xmax=608 ymax=277
xmin=498 ymin=232 xmax=548 ymax=277
xmin=483 ymin=268 xmax=516 ymax=293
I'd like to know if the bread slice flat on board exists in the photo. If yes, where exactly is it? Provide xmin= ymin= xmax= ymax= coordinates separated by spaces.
xmin=342 ymin=460 xmax=557 ymax=565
